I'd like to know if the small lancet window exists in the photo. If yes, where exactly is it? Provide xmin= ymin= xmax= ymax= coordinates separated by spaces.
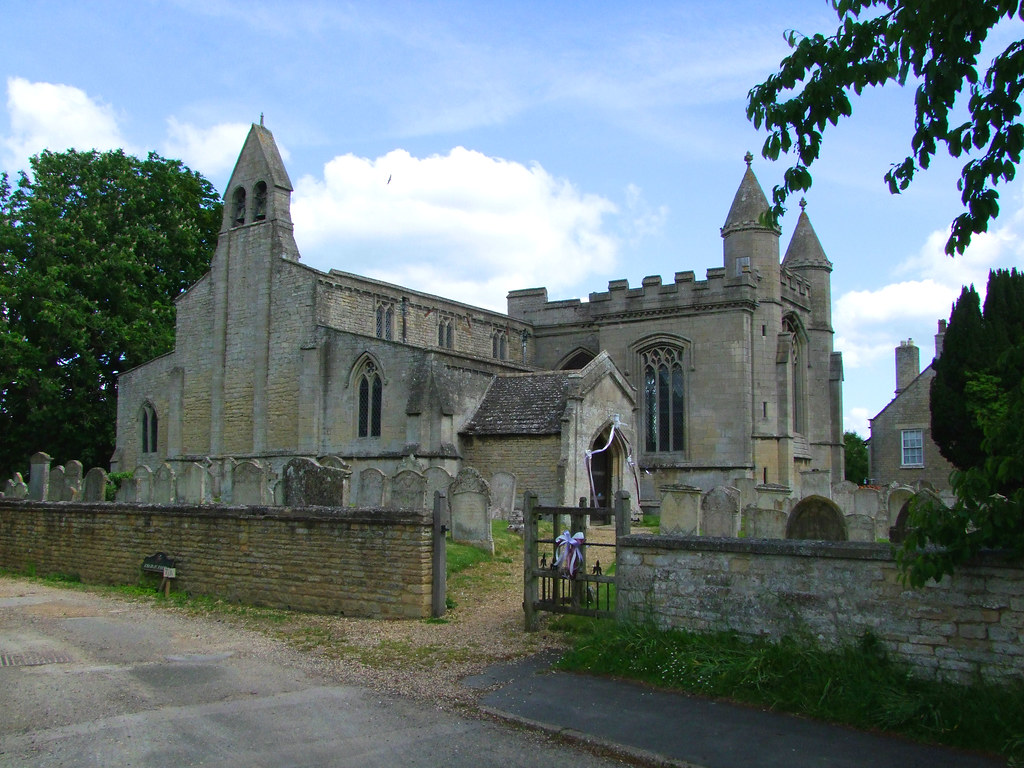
xmin=438 ymin=318 xmax=454 ymax=349
xmin=492 ymin=330 xmax=508 ymax=360
xmin=232 ymin=186 xmax=246 ymax=227
xmin=253 ymin=181 xmax=267 ymax=221
xmin=141 ymin=403 xmax=158 ymax=454
xmin=376 ymin=301 xmax=394 ymax=341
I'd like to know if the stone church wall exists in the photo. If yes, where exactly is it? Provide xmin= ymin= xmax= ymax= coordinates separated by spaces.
xmin=0 ymin=500 xmax=433 ymax=618
xmin=462 ymin=435 xmax=561 ymax=506
xmin=616 ymin=535 xmax=1024 ymax=683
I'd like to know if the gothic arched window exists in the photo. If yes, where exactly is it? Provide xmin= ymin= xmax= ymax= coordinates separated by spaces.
xmin=376 ymin=301 xmax=394 ymax=341
xmin=492 ymin=330 xmax=508 ymax=360
xmin=641 ymin=346 xmax=685 ymax=453
xmin=357 ymin=360 xmax=383 ymax=438
xmin=140 ymin=403 xmax=158 ymax=455
xmin=784 ymin=315 xmax=807 ymax=435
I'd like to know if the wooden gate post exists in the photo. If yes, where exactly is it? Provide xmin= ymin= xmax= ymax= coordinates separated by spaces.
xmin=432 ymin=490 xmax=448 ymax=618
xmin=523 ymin=491 xmax=539 ymax=631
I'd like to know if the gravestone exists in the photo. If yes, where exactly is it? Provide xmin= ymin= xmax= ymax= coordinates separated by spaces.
xmin=82 ymin=467 xmax=108 ymax=502
xmin=318 ymin=455 xmax=352 ymax=505
xmin=786 ymin=496 xmax=848 ymax=541
xmin=153 ymin=464 xmax=176 ymax=504
xmin=357 ymin=468 xmax=385 ymax=507
xmin=742 ymin=506 xmax=788 ymax=539
xmin=490 ymin=471 xmax=516 ymax=520
xmin=283 ymin=458 xmax=347 ymax=507
xmin=424 ymin=467 xmax=453 ymax=528
xmin=28 ymin=452 xmax=51 ymax=501
xmin=390 ymin=469 xmax=427 ymax=510
xmin=233 ymin=460 xmax=269 ymax=506
xmin=398 ymin=454 xmax=426 ymax=473
xmin=701 ymin=486 xmax=740 ymax=537
xmin=5 ymin=473 xmax=28 ymax=500
xmin=449 ymin=468 xmax=492 ymax=553
xmin=846 ymin=513 xmax=875 ymax=542
xmin=62 ymin=460 xmax=83 ymax=501
xmin=179 ymin=462 xmax=209 ymax=504
xmin=659 ymin=484 xmax=701 ymax=535
xmin=48 ymin=465 xmax=65 ymax=502
xmin=116 ymin=470 xmax=136 ymax=503
xmin=133 ymin=465 xmax=153 ymax=504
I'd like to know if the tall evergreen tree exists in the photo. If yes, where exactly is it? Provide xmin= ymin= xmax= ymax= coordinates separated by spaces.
xmin=931 ymin=283 xmax=987 ymax=470
xmin=0 ymin=149 xmax=221 ymax=478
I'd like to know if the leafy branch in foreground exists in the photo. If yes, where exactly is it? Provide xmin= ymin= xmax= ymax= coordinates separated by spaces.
xmin=748 ymin=0 xmax=1024 ymax=255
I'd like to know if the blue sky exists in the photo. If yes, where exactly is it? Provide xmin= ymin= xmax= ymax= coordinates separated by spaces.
xmin=4 ymin=1 xmax=1024 ymax=437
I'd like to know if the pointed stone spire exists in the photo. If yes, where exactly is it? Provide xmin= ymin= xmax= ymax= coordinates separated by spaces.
xmin=721 ymin=152 xmax=779 ymax=238
xmin=782 ymin=198 xmax=832 ymax=270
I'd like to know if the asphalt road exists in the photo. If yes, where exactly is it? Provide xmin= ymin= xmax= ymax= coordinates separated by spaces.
xmin=0 ymin=578 xmax=630 ymax=768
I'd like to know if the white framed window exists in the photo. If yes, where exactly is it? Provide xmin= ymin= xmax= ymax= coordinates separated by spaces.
xmin=901 ymin=429 xmax=924 ymax=467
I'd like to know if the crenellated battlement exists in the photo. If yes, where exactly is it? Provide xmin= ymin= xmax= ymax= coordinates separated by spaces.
xmin=509 ymin=265 xmax=759 ymax=325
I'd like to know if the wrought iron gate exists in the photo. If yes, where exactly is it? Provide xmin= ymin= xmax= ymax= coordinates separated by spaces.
xmin=523 ymin=490 xmax=630 ymax=631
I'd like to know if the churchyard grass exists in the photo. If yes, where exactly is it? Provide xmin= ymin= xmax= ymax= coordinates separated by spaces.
xmin=552 ymin=618 xmax=1024 ymax=763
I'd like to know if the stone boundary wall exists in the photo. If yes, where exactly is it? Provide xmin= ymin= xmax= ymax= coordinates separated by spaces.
xmin=0 ymin=500 xmax=433 ymax=619
xmin=616 ymin=534 xmax=1024 ymax=683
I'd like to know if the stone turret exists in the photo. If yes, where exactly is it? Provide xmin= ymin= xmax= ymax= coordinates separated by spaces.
xmin=782 ymin=199 xmax=833 ymax=330
xmin=721 ymin=152 xmax=781 ymax=301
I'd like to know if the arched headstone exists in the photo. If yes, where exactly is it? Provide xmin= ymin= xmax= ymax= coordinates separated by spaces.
xmin=357 ymin=468 xmax=385 ymax=507
xmin=786 ymin=496 xmax=848 ymax=541
xmin=133 ymin=465 xmax=154 ymax=504
xmin=82 ymin=467 xmax=108 ymax=502
xmin=233 ymin=460 xmax=270 ymax=505
xmin=702 ymin=486 xmax=740 ymax=537
xmin=153 ymin=464 xmax=176 ymax=504
xmin=391 ymin=469 xmax=427 ymax=510
xmin=450 ymin=468 xmax=492 ymax=553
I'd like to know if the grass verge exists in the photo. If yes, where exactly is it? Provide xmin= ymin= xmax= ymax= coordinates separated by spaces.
xmin=551 ymin=617 xmax=1024 ymax=763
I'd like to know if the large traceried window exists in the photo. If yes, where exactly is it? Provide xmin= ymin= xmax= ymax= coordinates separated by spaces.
xmin=641 ymin=346 xmax=685 ymax=453
xmin=140 ymin=403 xmax=158 ymax=455
xmin=783 ymin=315 xmax=807 ymax=435
xmin=357 ymin=360 xmax=383 ymax=438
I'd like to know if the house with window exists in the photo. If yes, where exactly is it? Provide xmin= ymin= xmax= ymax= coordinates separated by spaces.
xmin=113 ymin=124 xmax=844 ymax=509
xmin=868 ymin=326 xmax=955 ymax=493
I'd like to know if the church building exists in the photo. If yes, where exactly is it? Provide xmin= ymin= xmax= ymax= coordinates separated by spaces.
xmin=114 ymin=124 xmax=844 ymax=510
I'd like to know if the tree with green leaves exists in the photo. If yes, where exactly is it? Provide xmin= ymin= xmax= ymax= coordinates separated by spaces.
xmin=748 ymin=0 xmax=1024 ymax=255
xmin=0 ymin=149 xmax=221 ymax=479
xmin=843 ymin=431 xmax=870 ymax=485
xmin=899 ymin=268 xmax=1024 ymax=585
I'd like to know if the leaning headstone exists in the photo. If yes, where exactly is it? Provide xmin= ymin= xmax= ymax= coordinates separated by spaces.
xmin=233 ymin=460 xmax=269 ymax=506
xmin=702 ymin=486 xmax=740 ymax=537
xmin=283 ymin=457 xmax=347 ymax=507
xmin=490 ymin=471 xmax=516 ymax=520
xmin=5 ymin=473 xmax=28 ymax=500
xmin=48 ymin=465 xmax=65 ymax=503
xmin=62 ymin=460 xmax=83 ymax=501
xmin=390 ymin=469 xmax=426 ymax=509
xmin=449 ymin=468 xmax=492 ymax=553
xmin=659 ymin=484 xmax=701 ymax=535
xmin=28 ymin=452 xmax=52 ymax=501
xmin=356 ymin=468 xmax=385 ymax=507
xmin=82 ymin=467 xmax=108 ymax=502
xmin=133 ymin=465 xmax=154 ymax=504
xmin=153 ymin=464 xmax=176 ymax=504
xmin=180 ymin=462 xmax=209 ymax=504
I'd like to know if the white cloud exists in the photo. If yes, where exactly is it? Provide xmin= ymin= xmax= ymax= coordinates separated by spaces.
xmin=291 ymin=147 xmax=620 ymax=311
xmin=162 ymin=119 xmax=254 ymax=178
xmin=1 ymin=77 xmax=131 ymax=172
xmin=845 ymin=407 xmax=871 ymax=438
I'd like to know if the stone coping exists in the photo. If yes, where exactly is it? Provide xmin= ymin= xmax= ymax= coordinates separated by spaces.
xmin=619 ymin=533 xmax=1022 ymax=569
xmin=0 ymin=499 xmax=432 ymax=526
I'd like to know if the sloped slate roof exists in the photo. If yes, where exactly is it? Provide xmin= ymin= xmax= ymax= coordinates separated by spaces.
xmin=462 ymin=373 xmax=570 ymax=435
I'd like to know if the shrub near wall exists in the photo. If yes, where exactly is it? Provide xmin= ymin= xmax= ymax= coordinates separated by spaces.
xmin=616 ymin=534 xmax=1024 ymax=683
xmin=0 ymin=500 xmax=433 ymax=618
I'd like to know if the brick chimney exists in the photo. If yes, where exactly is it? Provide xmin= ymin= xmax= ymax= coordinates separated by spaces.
xmin=895 ymin=339 xmax=920 ymax=395
xmin=935 ymin=319 xmax=947 ymax=359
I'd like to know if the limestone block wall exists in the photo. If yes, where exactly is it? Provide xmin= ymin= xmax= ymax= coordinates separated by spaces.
xmin=616 ymin=535 xmax=1024 ymax=682
xmin=0 ymin=500 xmax=433 ymax=618
xmin=462 ymin=435 xmax=561 ymax=506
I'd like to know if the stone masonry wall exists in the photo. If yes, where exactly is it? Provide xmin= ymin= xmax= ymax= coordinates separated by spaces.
xmin=0 ymin=500 xmax=433 ymax=618
xmin=462 ymin=435 xmax=561 ymax=506
xmin=616 ymin=534 xmax=1024 ymax=683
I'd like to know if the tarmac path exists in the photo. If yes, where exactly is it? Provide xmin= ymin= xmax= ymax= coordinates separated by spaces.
xmin=0 ymin=578 xmax=631 ymax=768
